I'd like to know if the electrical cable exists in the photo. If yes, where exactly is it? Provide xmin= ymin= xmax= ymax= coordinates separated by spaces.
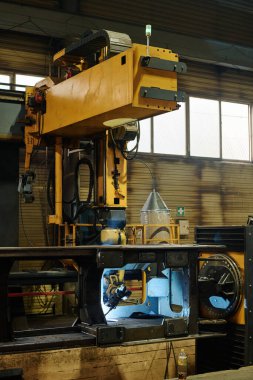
xmin=135 ymin=158 xmax=156 ymax=189
xmin=164 ymin=342 xmax=172 ymax=379
xmin=104 ymin=307 xmax=113 ymax=317
xmin=171 ymin=342 xmax=178 ymax=372
xmin=47 ymin=153 xmax=98 ymax=244
xmin=110 ymin=120 xmax=140 ymax=161
xmin=74 ymin=157 xmax=94 ymax=205
xmin=71 ymin=156 xmax=95 ymax=221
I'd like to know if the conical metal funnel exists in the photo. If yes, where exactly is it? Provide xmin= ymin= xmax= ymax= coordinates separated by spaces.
xmin=141 ymin=189 xmax=169 ymax=213
xmin=141 ymin=190 xmax=171 ymax=244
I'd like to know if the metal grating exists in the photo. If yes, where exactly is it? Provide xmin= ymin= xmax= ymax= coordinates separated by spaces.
xmin=195 ymin=226 xmax=246 ymax=251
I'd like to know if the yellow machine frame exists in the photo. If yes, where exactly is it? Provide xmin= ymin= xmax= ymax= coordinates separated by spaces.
xmin=40 ymin=44 xmax=180 ymax=137
xmin=22 ymin=37 xmax=185 ymax=242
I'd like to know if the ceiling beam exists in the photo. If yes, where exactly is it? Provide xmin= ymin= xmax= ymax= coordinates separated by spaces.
xmin=58 ymin=0 xmax=80 ymax=14
xmin=0 ymin=1 xmax=253 ymax=71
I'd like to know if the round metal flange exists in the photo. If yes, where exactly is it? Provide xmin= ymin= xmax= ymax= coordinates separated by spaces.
xmin=198 ymin=254 xmax=242 ymax=319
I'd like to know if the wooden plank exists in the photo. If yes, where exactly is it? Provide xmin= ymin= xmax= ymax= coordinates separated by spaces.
xmin=0 ymin=340 xmax=195 ymax=380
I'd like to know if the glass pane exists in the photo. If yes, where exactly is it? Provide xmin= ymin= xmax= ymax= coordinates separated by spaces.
xmin=128 ymin=118 xmax=151 ymax=153
xmin=153 ymin=103 xmax=186 ymax=155
xmin=221 ymin=102 xmax=249 ymax=161
xmin=0 ymin=74 xmax=10 ymax=90
xmin=15 ymin=74 xmax=44 ymax=91
xmin=190 ymin=97 xmax=220 ymax=158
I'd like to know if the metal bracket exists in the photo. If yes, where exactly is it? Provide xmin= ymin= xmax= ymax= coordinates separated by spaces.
xmin=166 ymin=251 xmax=189 ymax=267
xmin=97 ymin=250 xmax=124 ymax=268
xmin=139 ymin=251 xmax=156 ymax=262
xmin=140 ymin=87 xmax=185 ymax=102
xmin=82 ymin=324 xmax=125 ymax=345
xmin=140 ymin=56 xmax=187 ymax=73
xmin=164 ymin=318 xmax=188 ymax=337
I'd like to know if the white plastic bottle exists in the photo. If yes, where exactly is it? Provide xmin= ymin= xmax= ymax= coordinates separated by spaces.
xmin=177 ymin=348 xmax=187 ymax=379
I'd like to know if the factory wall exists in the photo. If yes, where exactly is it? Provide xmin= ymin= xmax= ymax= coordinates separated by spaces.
xmin=17 ymin=55 xmax=253 ymax=246
xmin=127 ymin=157 xmax=253 ymax=242
xmin=18 ymin=151 xmax=253 ymax=246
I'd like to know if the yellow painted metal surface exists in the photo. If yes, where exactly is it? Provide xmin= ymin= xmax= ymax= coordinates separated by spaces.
xmin=48 ymin=137 xmax=63 ymax=225
xmin=228 ymin=251 xmax=245 ymax=325
xmin=41 ymin=43 xmax=180 ymax=137
xmin=24 ymin=87 xmax=41 ymax=171
xmin=132 ymin=44 xmax=178 ymax=111
xmin=126 ymin=223 xmax=180 ymax=244
xmin=42 ymin=48 xmax=133 ymax=136
xmin=100 ymin=228 xmax=126 ymax=245
xmin=97 ymin=131 xmax=127 ymax=208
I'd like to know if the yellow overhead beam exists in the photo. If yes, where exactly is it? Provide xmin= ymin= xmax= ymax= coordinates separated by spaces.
xmin=41 ymin=44 xmax=182 ymax=137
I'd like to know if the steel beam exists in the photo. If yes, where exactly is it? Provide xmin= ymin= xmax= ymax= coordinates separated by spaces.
xmin=0 ymin=2 xmax=253 ymax=71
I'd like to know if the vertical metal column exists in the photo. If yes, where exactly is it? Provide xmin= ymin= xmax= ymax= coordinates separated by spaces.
xmin=188 ymin=250 xmax=199 ymax=334
xmin=244 ymin=225 xmax=253 ymax=365
xmin=76 ymin=258 xmax=106 ymax=325
xmin=55 ymin=136 xmax=63 ymax=225
xmin=0 ymin=259 xmax=14 ymax=341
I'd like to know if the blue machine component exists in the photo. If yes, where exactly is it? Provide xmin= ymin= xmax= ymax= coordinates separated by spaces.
xmin=102 ymin=264 xmax=189 ymax=320
xmin=79 ymin=208 xmax=126 ymax=245
xmin=79 ymin=209 xmax=101 ymax=244
xmin=103 ymin=209 xmax=126 ymax=229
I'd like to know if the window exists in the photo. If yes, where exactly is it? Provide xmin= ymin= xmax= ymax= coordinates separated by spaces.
xmin=138 ymin=118 xmax=151 ymax=153
xmin=221 ymin=101 xmax=249 ymax=160
xmin=153 ymin=103 xmax=186 ymax=155
xmin=128 ymin=118 xmax=151 ymax=153
xmin=190 ymin=97 xmax=220 ymax=158
xmin=15 ymin=74 xmax=44 ymax=91
xmin=0 ymin=74 xmax=11 ymax=90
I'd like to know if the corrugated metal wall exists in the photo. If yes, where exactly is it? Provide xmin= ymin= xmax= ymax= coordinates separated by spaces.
xmin=180 ymin=61 xmax=253 ymax=102
xmin=127 ymin=158 xmax=253 ymax=242
xmin=0 ymin=31 xmax=53 ymax=75
xmin=19 ymin=150 xmax=52 ymax=247
xmin=20 ymin=153 xmax=253 ymax=245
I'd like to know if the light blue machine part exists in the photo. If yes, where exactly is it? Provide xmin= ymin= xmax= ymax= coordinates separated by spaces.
xmin=102 ymin=264 xmax=190 ymax=320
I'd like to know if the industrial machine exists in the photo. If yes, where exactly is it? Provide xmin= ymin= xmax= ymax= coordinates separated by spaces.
xmin=18 ymin=27 xmax=187 ymax=247
xmin=196 ymin=225 xmax=253 ymax=371
xmin=0 ymin=28 xmax=226 ymax=353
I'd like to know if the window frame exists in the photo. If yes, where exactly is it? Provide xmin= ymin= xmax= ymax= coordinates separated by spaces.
xmin=136 ymin=95 xmax=252 ymax=164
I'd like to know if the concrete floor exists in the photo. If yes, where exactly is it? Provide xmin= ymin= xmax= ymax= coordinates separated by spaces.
xmin=172 ymin=365 xmax=253 ymax=379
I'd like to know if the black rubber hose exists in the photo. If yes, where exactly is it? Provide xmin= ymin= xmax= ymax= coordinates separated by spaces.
xmin=74 ymin=157 xmax=94 ymax=206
